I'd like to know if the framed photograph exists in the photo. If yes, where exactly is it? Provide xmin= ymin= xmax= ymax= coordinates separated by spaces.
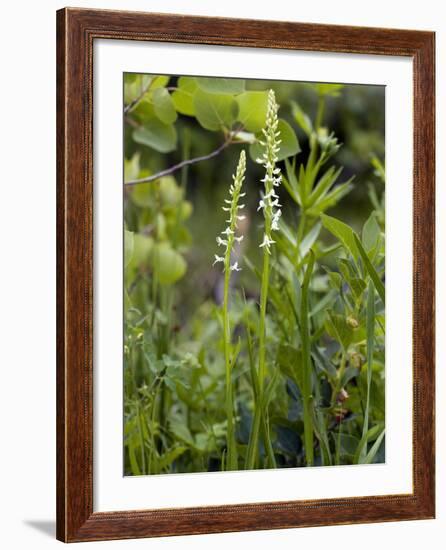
xmin=56 ymin=7 xmax=435 ymax=542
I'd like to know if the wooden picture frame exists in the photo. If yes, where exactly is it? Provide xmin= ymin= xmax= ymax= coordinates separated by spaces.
xmin=56 ymin=7 xmax=435 ymax=542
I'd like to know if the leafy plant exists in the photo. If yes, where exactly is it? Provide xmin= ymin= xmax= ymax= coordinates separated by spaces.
xmin=123 ymin=73 xmax=386 ymax=475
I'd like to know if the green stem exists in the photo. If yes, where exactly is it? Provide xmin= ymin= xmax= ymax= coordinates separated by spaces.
xmin=136 ymin=401 xmax=147 ymax=475
xmin=223 ymin=261 xmax=237 ymax=470
xmin=246 ymin=250 xmax=270 ymax=470
xmin=301 ymin=251 xmax=315 ymax=466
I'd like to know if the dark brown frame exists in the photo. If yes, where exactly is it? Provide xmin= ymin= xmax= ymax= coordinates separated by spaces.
xmin=56 ymin=7 xmax=435 ymax=542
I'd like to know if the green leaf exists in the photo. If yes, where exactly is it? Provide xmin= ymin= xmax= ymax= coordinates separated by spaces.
xmin=193 ymin=89 xmax=238 ymax=131
xmin=326 ymin=270 xmax=342 ymax=291
xmin=124 ymin=153 xmax=141 ymax=182
xmin=325 ymin=312 xmax=354 ymax=350
xmin=152 ymin=242 xmax=187 ymax=285
xmin=124 ymin=230 xmax=134 ymax=268
xmin=321 ymin=214 xmax=359 ymax=262
xmin=158 ymin=446 xmax=187 ymax=470
xmin=126 ymin=233 xmax=154 ymax=272
xmin=307 ymin=166 xmax=343 ymax=207
xmin=349 ymin=277 xmax=367 ymax=301
xmin=354 ymin=423 xmax=383 ymax=464
xmin=276 ymin=119 xmax=300 ymax=160
xmin=236 ymin=91 xmax=269 ymax=132
xmin=300 ymin=222 xmax=322 ymax=259
xmin=353 ymin=234 xmax=385 ymax=305
xmin=362 ymin=212 xmax=381 ymax=252
xmin=250 ymin=119 xmax=300 ymax=162
xmin=133 ymin=120 xmax=177 ymax=153
xmin=169 ymin=419 xmax=194 ymax=446
xmin=171 ymin=77 xmax=197 ymax=116
xmin=131 ymin=181 xmax=154 ymax=208
xmin=195 ymin=77 xmax=245 ymax=95
xmin=291 ymin=101 xmax=313 ymax=136
xmin=339 ymin=433 xmax=360 ymax=456
xmin=340 ymin=366 xmax=360 ymax=387
xmin=159 ymin=176 xmax=183 ymax=207
xmin=301 ymin=250 xmax=315 ymax=465
xmin=364 ymin=429 xmax=385 ymax=464
xmin=313 ymin=83 xmax=345 ymax=97
xmin=152 ymin=87 xmax=177 ymax=124
xmin=358 ymin=280 xmax=376 ymax=462
xmin=307 ymin=180 xmax=353 ymax=216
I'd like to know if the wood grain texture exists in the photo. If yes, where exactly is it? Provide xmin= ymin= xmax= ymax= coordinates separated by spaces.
xmin=56 ymin=7 xmax=435 ymax=542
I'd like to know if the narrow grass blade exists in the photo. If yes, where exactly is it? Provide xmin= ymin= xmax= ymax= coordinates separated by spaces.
xmin=358 ymin=280 xmax=375 ymax=463
xmin=364 ymin=429 xmax=385 ymax=464
xmin=301 ymin=250 xmax=315 ymax=466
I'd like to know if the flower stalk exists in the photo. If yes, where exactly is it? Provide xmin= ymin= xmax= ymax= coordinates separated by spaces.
xmin=214 ymin=150 xmax=246 ymax=470
xmin=246 ymin=90 xmax=282 ymax=469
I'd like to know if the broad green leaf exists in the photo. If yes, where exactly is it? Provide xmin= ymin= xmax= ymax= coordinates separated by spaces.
xmin=321 ymin=213 xmax=359 ymax=262
xmin=133 ymin=120 xmax=177 ymax=153
xmin=362 ymin=212 xmax=381 ymax=252
xmin=124 ymin=73 xmax=138 ymax=85
xmin=250 ymin=119 xmax=300 ymax=162
xmin=130 ymin=97 xmax=156 ymax=123
xmin=127 ymin=234 xmax=154 ymax=271
xmin=193 ymin=89 xmax=238 ymax=131
xmin=152 ymin=242 xmax=186 ymax=285
xmin=276 ymin=119 xmax=300 ymax=160
xmin=152 ymin=87 xmax=177 ymax=124
xmin=124 ymin=153 xmax=140 ymax=182
xmin=171 ymin=77 xmax=197 ymax=116
xmin=353 ymin=234 xmax=385 ymax=305
xmin=236 ymin=91 xmax=269 ymax=132
xmin=124 ymin=230 xmax=134 ymax=268
xmin=150 ymin=75 xmax=170 ymax=90
xmin=159 ymin=176 xmax=183 ymax=207
xmin=195 ymin=77 xmax=245 ymax=95
xmin=131 ymin=181 xmax=154 ymax=208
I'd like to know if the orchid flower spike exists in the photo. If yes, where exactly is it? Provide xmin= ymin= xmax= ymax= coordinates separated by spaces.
xmin=257 ymin=89 xmax=282 ymax=254
xmin=213 ymin=150 xmax=247 ymax=272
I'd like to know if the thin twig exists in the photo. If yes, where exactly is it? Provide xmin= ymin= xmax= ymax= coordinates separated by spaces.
xmin=124 ymin=79 xmax=153 ymax=115
xmin=125 ymin=135 xmax=234 ymax=186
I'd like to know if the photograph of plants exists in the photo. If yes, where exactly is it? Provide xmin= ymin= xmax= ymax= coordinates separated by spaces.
xmin=123 ymin=73 xmax=385 ymax=475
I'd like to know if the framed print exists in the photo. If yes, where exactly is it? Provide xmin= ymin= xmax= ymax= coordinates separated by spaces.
xmin=56 ymin=7 xmax=435 ymax=542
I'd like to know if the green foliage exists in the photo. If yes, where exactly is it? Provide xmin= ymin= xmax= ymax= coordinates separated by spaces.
xmin=123 ymin=73 xmax=386 ymax=475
